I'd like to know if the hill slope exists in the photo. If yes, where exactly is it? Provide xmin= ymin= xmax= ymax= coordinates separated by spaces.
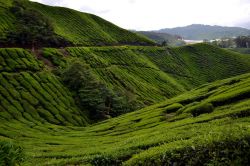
xmin=0 ymin=48 xmax=88 ymax=126
xmin=136 ymin=31 xmax=185 ymax=46
xmin=0 ymin=0 xmax=154 ymax=46
xmin=157 ymin=24 xmax=250 ymax=40
xmin=1 ymin=72 xmax=250 ymax=165
xmin=67 ymin=44 xmax=250 ymax=92
xmin=0 ymin=44 xmax=250 ymax=124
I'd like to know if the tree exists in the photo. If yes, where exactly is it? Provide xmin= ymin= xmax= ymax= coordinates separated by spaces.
xmin=203 ymin=39 xmax=209 ymax=43
xmin=235 ymin=36 xmax=250 ymax=48
xmin=61 ymin=61 xmax=134 ymax=120
xmin=161 ymin=40 xmax=168 ymax=46
xmin=3 ymin=0 xmax=71 ymax=49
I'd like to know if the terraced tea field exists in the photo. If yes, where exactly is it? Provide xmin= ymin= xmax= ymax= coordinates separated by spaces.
xmin=1 ymin=72 xmax=250 ymax=165
xmin=1 ymin=0 xmax=250 ymax=165
xmin=63 ymin=44 xmax=250 ymax=104
xmin=0 ymin=48 xmax=88 ymax=126
xmin=0 ymin=0 xmax=154 ymax=46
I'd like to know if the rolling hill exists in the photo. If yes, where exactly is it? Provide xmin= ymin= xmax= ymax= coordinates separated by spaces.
xmin=0 ymin=0 xmax=154 ymax=46
xmin=1 ymin=0 xmax=250 ymax=165
xmin=1 ymin=71 xmax=250 ymax=165
xmin=157 ymin=24 xmax=250 ymax=40
xmin=1 ymin=44 xmax=250 ymax=126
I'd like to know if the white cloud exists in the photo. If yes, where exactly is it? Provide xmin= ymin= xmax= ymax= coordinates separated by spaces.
xmin=30 ymin=0 xmax=250 ymax=30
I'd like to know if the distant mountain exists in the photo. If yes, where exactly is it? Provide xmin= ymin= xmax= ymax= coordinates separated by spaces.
xmin=157 ymin=24 xmax=250 ymax=40
xmin=136 ymin=31 xmax=186 ymax=46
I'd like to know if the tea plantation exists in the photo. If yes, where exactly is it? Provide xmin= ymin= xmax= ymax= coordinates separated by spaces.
xmin=0 ymin=48 xmax=88 ymax=126
xmin=63 ymin=44 xmax=250 ymax=105
xmin=0 ymin=72 xmax=250 ymax=165
xmin=0 ymin=0 xmax=250 ymax=165
xmin=0 ymin=0 xmax=154 ymax=46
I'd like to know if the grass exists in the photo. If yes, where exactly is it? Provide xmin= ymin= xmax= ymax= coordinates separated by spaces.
xmin=0 ymin=71 xmax=250 ymax=165
xmin=0 ymin=141 xmax=24 ymax=166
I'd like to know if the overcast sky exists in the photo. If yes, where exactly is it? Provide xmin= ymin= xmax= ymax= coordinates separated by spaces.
xmin=30 ymin=0 xmax=250 ymax=31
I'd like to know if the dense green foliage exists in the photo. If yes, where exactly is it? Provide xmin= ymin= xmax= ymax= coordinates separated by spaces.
xmin=0 ymin=141 xmax=24 ymax=166
xmin=0 ymin=72 xmax=250 ymax=165
xmin=158 ymin=24 xmax=250 ymax=40
xmin=38 ymin=44 xmax=250 ymax=121
xmin=0 ymin=0 xmax=72 ymax=48
xmin=61 ymin=61 xmax=134 ymax=120
xmin=0 ymin=48 xmax=88 ymax=126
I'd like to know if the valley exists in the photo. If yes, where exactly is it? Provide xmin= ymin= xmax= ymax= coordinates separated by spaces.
xmin=0 ymin=0 xmax=250 ymax=165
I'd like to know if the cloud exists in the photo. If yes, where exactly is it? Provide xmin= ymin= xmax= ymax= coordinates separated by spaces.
xmin=128 ymin=0 xmax=136 ymax=4
xmin=30 ymin=0 xmax=250 ymax=30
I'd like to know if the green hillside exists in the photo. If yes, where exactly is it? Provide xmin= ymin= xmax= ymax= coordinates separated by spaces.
xmin=0 ymin=0 xmax=154 ymax=46
xmin=66 ymin=44 xmax=250 ymax=92
xmin=1 ymin=1 xmax=250 ymax=165
xmin=0 ymin=48 xmax=88 ymax=126
xmin=1 ymin=44 xmax=249 ymax=125
xmin=1 ymin=72 xmax=250 ymax=165
xmin=33 ymin=44 xmax=250 ymax=110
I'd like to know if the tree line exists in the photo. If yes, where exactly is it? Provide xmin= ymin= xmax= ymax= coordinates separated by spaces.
xmin=206 ymin=36 xmax=250 ymax=48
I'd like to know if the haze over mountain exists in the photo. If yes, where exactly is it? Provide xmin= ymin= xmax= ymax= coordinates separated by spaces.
xmin=157 ymin=24 xmax=250 ymax=40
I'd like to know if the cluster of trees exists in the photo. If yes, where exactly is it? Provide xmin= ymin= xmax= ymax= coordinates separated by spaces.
xmin=210 ymin=38 xmax=235 ymax=48
xmin=207 ymin=36 xmax=250 ymax=48
xmin=0 ymin=0 xmax=71 ymax=49
xmin=234 ymin=36 xmax=250 ymax=48
xmin=61 ymin=61 xmax=138 ymax=121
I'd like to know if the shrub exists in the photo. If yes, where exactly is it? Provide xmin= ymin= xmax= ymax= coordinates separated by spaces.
xmin=0 ymin=141 xmax=24 ymax=166
xmin=163 ymin=103 xmax=183 ymax=114
xmin=20 ymin=91 xmax=39 ymax=106
xmin=189 ymin=102 xmax=214 ymax=117
xmin=90 ymin=154 xmax=122 ymax=166
xmin=37 ymin=108 xmax=59 ymax=124
xmin=0 ymin=112 xmax=12 ymax=120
